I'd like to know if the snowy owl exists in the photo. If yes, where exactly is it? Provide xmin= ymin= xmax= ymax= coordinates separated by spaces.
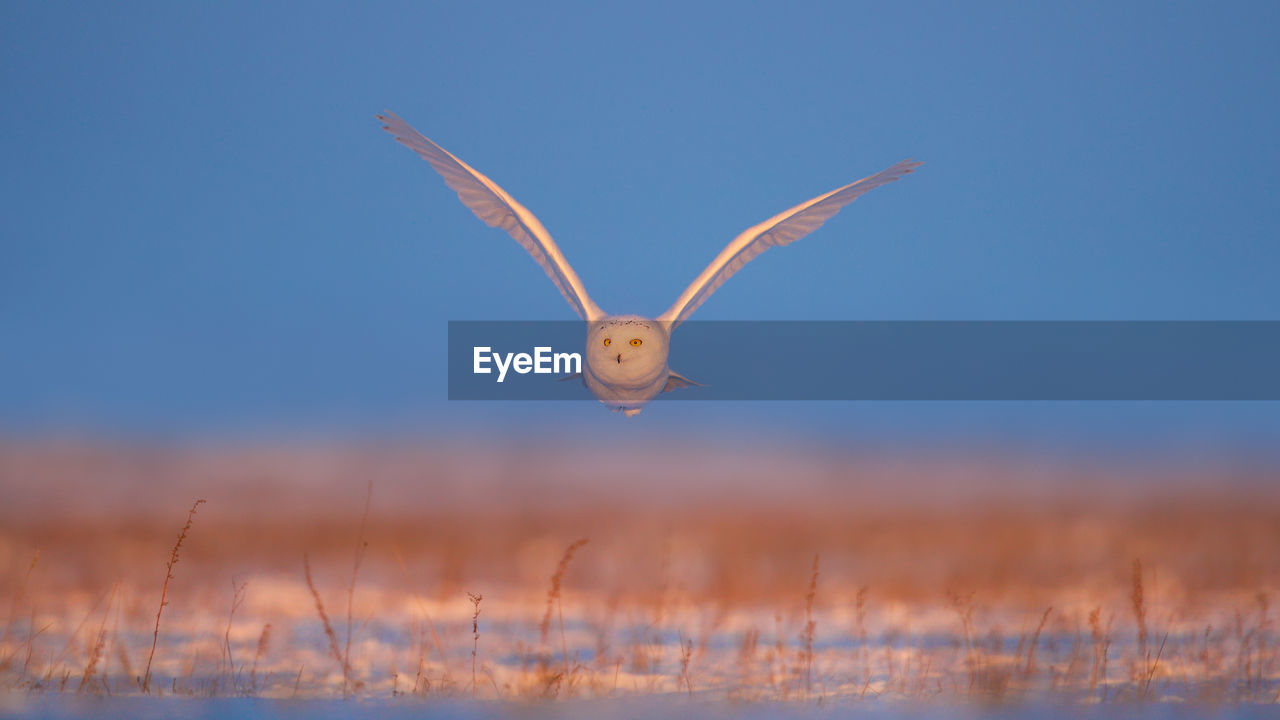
xmin=379 ymin=112 xmax=920 ymax=416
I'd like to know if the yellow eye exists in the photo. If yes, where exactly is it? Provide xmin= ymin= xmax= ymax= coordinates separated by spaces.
xmin=630 ymin=338 xmax=642 ymax=347
xmin=602 ymin=338 xmax=611 ymax=347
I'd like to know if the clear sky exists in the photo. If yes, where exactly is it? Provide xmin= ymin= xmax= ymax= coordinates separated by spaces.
xmin=2 ymin=2 xmax=1279 ymax=451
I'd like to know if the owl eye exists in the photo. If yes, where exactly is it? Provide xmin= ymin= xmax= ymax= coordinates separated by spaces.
xmin=630 ymin=338 xmax=642 ymax=347
xmin=602 ymin=338 xmax=612 ymax=347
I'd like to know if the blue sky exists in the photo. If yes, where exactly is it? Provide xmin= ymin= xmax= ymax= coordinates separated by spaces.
xmin=2 ymin=2 xmax=1279 ymax=450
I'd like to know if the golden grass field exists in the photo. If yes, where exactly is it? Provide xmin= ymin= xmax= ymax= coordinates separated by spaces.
xmin=1 ymin=439 xmax=1278 ymax=714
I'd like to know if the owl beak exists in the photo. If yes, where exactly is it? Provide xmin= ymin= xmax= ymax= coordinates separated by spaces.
xmin=615 ymin=353 xmax=622 ymax=364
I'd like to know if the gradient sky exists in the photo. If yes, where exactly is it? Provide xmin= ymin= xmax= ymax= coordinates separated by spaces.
xmin=2 ymin=2 xmax=1279 ymax=450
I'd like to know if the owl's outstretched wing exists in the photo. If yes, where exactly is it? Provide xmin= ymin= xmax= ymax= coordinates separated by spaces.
xmin=658 ymin=159 xmax=922 ymax=329
xmin=379 ymin=112 xmax=604 ymax=322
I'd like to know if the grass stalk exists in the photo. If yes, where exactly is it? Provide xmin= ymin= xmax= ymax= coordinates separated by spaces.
xmin=303 ymin=554 xmax=349 ymax=695
xmin=141 ymin=499 xmax=205 ymax=694
xmin=468 ymin=592 xmax=483 ymax=696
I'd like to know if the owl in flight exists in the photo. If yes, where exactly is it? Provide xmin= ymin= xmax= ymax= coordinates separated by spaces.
xmin=379 ymin=113 xmax=920 ymax=416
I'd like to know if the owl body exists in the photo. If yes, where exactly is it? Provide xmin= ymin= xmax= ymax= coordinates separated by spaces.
xmin=582 ymin=315 xmax=671 ymax=416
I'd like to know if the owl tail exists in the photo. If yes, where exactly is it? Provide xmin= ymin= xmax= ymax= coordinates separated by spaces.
xmin=663 ymin=371 xmax=703 ymax=393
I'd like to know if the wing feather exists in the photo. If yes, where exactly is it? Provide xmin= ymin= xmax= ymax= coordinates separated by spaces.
xmin=658 ymin=159 xmax=922 ymax=328
xmin=379 ymin=112 xmax=604 ymax=321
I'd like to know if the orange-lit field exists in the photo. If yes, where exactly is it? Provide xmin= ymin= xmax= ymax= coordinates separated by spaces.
xmin=2 ymin=440 xmax=1278 ymax=714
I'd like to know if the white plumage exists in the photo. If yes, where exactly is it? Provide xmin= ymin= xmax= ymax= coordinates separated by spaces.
xmin=379 ymin=112 xmax=920 ymax=416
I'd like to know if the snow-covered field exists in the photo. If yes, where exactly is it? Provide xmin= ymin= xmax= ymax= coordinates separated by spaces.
xmin=1 ymin=442 xmax=1277 ymax=716
xmin=5 ymin=696 xmax=1280 ymax=720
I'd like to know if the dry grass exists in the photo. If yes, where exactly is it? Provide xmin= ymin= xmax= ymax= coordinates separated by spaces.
xmin=466 ymin=591 xmax=482 ymax=696
xmin=800 ymin=553 xmax=819 ymax=699
xmin=140 ymin=498 xmax=203 ymax=694
xmin=0 ymin=443 xmax=1278 ymax=708
xmin=303 ymin=553 xmax=349 ymax=694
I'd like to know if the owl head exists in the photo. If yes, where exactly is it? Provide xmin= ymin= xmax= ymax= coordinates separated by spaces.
xmin=584 ymin=315 xmax=670 ymax=385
